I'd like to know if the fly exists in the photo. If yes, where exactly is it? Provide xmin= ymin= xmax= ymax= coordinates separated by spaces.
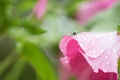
xmin=72 ymin=32 xmax=77 ymax=35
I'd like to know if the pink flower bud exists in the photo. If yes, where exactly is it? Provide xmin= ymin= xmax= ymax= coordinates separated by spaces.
xmin=33 ymin=0 xmax=47 ymax=19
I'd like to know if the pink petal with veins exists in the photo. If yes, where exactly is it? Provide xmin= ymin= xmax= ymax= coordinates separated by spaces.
xmin=60 ymin=32 xmax=119 ymax=80
xmin=33 ymin=0 xmax=47 ymax=19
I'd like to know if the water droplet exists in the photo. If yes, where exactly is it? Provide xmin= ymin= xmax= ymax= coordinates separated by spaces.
xmin=83 ymin=37 xmax=87 ymax=40
xmin=106 ymin=62 xmax=109 ymax=65
xmin=65 ymin=60 xmax=68 ymax=63
xmin=87 ymin=34 xmax=90 ymax=38
xmin=100 ymin=50 xmax=103 ymax=53
xmin=112 ymin=49 xmax=116 ymax=53
xmin=115 ymin=64 xmax=118 ymax=67
xmin=105 ymin=56 xmax=108 ymax=59
xmin=61 ymin=49 xmax=64 ymax=52
xmin=108 ymin=52 xmax=110 ymax=55
xmin=96 ymin=35 xmax=101 ymax=38
xmin=114 ymin=55 xmax=118 ymax=59
xmin=104 ymin=69 xmax=107 ymax=72
xmin=108 ymin=45 xmax=112 ymax=49
xmin=93 ymin=50 xmax=96 ymax=53
xmin=79 ymin=43 xmax=82 ymax=46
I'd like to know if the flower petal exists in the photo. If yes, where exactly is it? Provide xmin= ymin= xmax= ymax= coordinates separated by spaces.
xmin=60 ymin=36 xmax=93 ymax=79
xmin=76 ymin=0 xmax=116 ymax=24
xmin=73 ymin=32 xmax=113 ymax=58
xmin=60 ymin=34 xmax=118 ymax=80
xmin=89 ymin=69 xmax=117 ymax=80
xmin=72 ymin=32 xmax=120 ymax=73
xmin=33 ymin=0 xmax=47 ymax=19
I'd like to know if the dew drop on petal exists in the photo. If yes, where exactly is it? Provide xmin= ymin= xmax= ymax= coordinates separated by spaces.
xmin=105 ymin=56 xmax=108 ymax=59
xmin=95 ymin=35 xmax=101 ymax=38
xmin=106 ymin=62 xmax=109 ymax=65
xmin=84 ymin=37 xmax=88 ymax=40
xmin=103 ymin=69 xmax=108 ymax=72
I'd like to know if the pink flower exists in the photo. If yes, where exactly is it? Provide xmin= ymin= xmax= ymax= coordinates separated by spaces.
xmin=76 ymin=0 xmax=116 ymax=24
xmin=59 ymin=62 xmax=72 ymax=80
xmin=33 ymin=0 xmax=47 ymax=19
xmin=59 ymin=31 xmax=120 ymax=80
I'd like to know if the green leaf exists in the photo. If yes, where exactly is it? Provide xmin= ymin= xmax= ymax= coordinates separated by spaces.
xmin=4 ymin=59 xmax=25 ymax=80
xmin=65 ymin=0 xmax=83 ymax=17
xmin=22 ymin=42 xmax=57 ymax=80
xmin=15 ymin=0 xmax=37 ymax=14
xmin=23 ymin=21 xmax=46 ymax=35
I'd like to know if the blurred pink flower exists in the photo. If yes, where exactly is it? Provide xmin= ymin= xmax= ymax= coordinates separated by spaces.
xmin=76 ymin=0 xmax=116 ymax=24
xmin=33 ymin=0 xmax=47 ymax=19
xmin=59 ymin=31 xmax=120 ymax=80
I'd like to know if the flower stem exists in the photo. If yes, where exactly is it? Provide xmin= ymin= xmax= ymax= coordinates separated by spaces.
xmin=117 ymin=25 xmax=120 ymax=34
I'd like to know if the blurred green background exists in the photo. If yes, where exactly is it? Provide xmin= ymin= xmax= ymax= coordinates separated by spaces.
xmin=0 ymin=0 xmax=120 ymax=80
